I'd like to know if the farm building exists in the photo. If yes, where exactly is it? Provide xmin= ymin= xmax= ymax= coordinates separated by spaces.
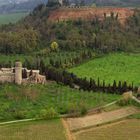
xmin=0 ymin=61 xmax=46 ymax=85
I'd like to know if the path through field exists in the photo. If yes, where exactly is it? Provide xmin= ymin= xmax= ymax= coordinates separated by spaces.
xmin=62 ymin=119 xmax=74 ymax=140
xmin=67 ymin=107 xmax=139 ymax=132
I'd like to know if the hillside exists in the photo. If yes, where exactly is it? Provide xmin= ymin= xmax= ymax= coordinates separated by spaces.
xmin=0 ymin=5 xmax=139 ymax=54
xmin=48 ymin=7 xmax=134 ymax=24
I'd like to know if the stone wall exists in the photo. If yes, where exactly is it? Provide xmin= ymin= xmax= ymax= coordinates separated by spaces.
xmin=0 ymin=62 xmax=46 ymax=85
xmin=0 ymin=73 xmax=15 ymax=83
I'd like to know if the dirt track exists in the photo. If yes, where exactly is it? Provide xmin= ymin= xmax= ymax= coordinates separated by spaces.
xmin=66 ymin=107 xmax=139 ymax=132
xmin=62 ymin=119 xmax=74 ymax=140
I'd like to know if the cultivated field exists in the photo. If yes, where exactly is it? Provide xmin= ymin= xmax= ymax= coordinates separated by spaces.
xmin=75 ymin=119 xmax=140 ymax=140
xmin=0 ymin=119 xmax=66 ymax=140
xmin=0 ymin=12 xmax=28 ymax=25
xmin=67 ymin=107 xmax=139 ymax=132
xmin=70 ymin=53 xmax=140 ymax=86
xmin=0 ymin=83 xmax=120 ymax=122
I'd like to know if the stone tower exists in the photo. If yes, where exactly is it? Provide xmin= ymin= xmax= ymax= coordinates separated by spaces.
xmin=15 ymin=61 xmax=22 ymax=85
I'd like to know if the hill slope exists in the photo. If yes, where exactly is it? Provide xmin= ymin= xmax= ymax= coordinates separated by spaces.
xmin=0 ymin=5 xmax=139 ymax=54
xmin=48 ymin=7 xmax=134 ymax=24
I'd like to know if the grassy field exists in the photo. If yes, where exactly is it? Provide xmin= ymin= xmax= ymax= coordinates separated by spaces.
xmin=0 ymin=119 xmax=66 ymax=140
xmin=75 ymin=119 xmax=140 ymax=140
xmin=70 ymin=53 xmax=140 ymax=86
xmin=0 ymin=82 xmax=120 ymax=122
xmin=0 ymin=12 xmax=28 ymax=25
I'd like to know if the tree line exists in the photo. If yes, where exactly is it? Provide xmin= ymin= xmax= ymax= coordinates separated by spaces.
xmin=0 ymin=55 xmax=137 ymax=94
xmin=0 ymin=6 xmax=139 ymax=54
xmin=44 ymin=66 xmax=137 ymax=94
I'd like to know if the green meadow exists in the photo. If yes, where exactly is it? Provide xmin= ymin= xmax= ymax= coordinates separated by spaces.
xmin=0 ymin=12 xmax=28 ymax=25
xmin=70 ymin=53 xmax=140 ymax=86
xmin=0 ymin=83 xmax=120 ymax=122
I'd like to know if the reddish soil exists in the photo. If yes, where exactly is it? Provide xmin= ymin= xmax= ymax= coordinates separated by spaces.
xmin=48 ymin=7 xmax=134 ymax=24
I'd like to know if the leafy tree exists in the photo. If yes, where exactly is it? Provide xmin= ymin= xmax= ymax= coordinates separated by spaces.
xmin=51 ymin=41 xmax=59 ymax=51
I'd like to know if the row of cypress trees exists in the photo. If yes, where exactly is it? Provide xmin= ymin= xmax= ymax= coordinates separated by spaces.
xmin=45 ymin=66 xmax=137 ymax=94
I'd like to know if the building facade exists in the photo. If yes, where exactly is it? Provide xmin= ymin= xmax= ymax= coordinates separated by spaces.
xmin=0 ymin=61 xmax=46 ymax=85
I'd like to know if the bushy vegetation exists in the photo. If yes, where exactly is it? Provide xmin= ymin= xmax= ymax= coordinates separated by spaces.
xmin=0 ymin=83 xmax=120 ymax=121
xmin=0 ymin=6 xmax=139 ymax=54
xmin=0 ymin=49 xmax=94 ymax=69
xmin=45 ymin=66 xmax=136 ymax=94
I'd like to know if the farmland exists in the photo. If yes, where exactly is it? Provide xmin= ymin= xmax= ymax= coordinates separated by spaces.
xmin=75 ymin=119 xmax=140 ymax=140
xmin=0 ymin=119 xmax=66 ymax=140
xmin=0 ymin=12 xmax=28 ymax=25
xmin=0 ymin=82 xmax=120 ymax=122
xmin=70 ymin=53 xmax=140 ymax=86
xmin=0 ymin=2 xmax=139 ymax=140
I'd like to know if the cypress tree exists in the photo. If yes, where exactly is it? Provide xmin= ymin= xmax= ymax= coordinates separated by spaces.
xmin=113 ymin=80 xmax=117 ymax=92
xmin=118 ymin=81 xmax=122 ymax=93
xmin=97 ymin=77 xmax=100 ymax=88
xmin=50 ymin=59 xmax=54 ymax=66
xmin=103 ymin=80 xmax=105 ymax=92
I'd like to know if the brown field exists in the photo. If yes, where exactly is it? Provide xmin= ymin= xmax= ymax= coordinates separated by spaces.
xmin=75 ymin=119 xmax=140 ymax=140
xmin=0 ymin=119 xmax=66 ymax=140
xmin=67 ymin=107 xmax=139 ymax=132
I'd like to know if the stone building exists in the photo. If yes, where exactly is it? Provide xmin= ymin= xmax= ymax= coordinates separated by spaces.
xmin=0 ymin=61 xmax=46 ymax=85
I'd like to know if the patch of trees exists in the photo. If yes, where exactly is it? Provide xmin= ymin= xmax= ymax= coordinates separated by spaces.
xmin=0 ymin=7 xmax=140 ymax=54
xmin=45 ymin=66 xmax=138 ymax=94
xmin=0 ymin=28 xmax=39 ymax=54
xmin=49 ymin=50 xmax=93 ymax=68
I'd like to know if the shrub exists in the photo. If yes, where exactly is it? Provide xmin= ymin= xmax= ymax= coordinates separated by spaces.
xmin=117 ymin=98 xmax=132 ymax=106
xmin=50 ymin=41 xmax=59 ymax=52
xmin=67 ymin=103 xmax=80 ymax=117
xmin=67 ymin=102 xmax=87 ymax=117
xmin=79 ymin=102 xmax=87 ymax=116
xmin=39 ymin=107 xmax=58 ymax=120
xmin=14 ymin=111 xmax=26 ymax=120
xmin=137 ymin=94 xmax=140 ymax=98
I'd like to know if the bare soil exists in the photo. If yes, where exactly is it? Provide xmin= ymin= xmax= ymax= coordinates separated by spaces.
xmin=67 ymin=107 xmax=139 ymax=132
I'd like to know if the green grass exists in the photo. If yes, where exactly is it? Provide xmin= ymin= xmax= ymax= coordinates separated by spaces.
xmin=70 ymin=53 xmax=140 ymax=86
xmin=0 ymin=82 xmax=120 ymax=122
xmin=0 ymin=12 xmax=28 ymax=25
xmin=129 ymin=113 xmax=140 ymax=119
xmin=0 ymin=119 xmax=66 ymax=140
